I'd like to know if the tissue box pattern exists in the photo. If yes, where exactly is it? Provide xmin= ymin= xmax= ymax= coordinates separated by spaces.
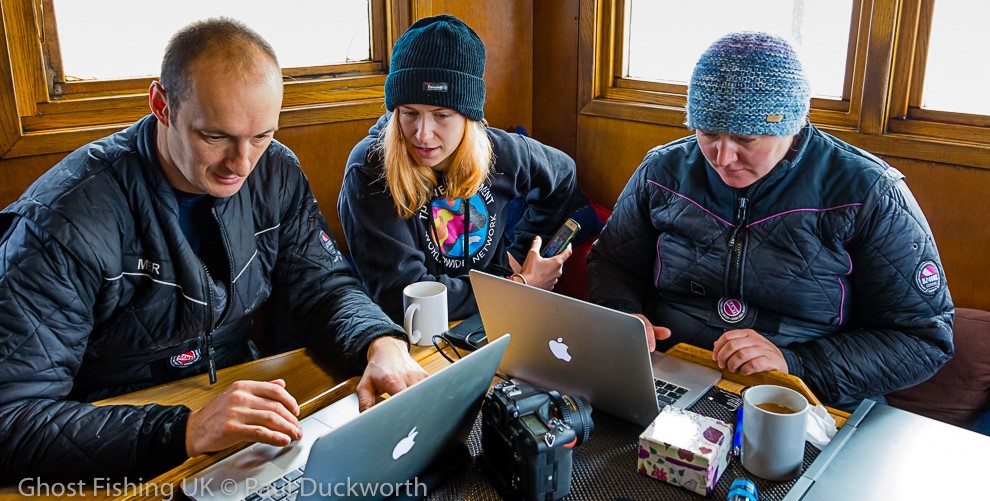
xmin=636 ymin=407 xmax=733 ymax=495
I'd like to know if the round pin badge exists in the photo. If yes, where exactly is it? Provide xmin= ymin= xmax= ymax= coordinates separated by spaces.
xmin=717 ymin=297 xmax=747 ymax=324
xmin=914 ymin=260 xmax=942 ymax=295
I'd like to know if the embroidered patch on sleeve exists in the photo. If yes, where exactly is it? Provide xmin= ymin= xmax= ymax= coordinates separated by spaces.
xmin=319 ymin=230 xmax=343 ymax=264
xmin=914 ymin=260 xmax=942 ymax=295
xmin=170 ymin=349 xmax=201 ymax=368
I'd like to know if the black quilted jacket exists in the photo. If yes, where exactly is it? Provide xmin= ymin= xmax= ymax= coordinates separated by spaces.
xmin=0 ymin=115 xmax=405 ymax=483
xmin=588 ymin=125 xmax=954 ymax=409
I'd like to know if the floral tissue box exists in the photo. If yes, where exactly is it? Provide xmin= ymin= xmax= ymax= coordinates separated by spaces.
xmin=637 ymin=406 xmax=733 ymax=496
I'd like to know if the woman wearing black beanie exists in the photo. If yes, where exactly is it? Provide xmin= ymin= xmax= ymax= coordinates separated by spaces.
xmin=339 ymin=15 xmax=577 ymax=321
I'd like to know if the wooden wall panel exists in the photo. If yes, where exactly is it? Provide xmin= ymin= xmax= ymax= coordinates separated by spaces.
xmin=437 ymin=0 xmax=533 ymax=133
xmin=576 ymin=115 xmax=683 ymax=207
xmin=0 ymin=151 xmax=64 ymax=206
xmin=533 ymin=0 xmax=579 ymax=156
xmin=274 ymin=119 xmax=379 ymax=253
xmin=891 ymin=159 xmax=990 ymax=311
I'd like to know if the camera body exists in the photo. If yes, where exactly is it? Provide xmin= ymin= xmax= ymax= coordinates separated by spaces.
xmin=481 ymin=381 xmax=593 ymax=501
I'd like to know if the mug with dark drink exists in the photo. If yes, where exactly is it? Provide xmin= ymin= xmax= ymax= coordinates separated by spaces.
xmin=741 ymin=385 xmax=809 ymax=480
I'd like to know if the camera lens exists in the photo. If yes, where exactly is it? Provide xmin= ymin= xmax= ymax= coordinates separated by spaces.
xmin=548 ymin=391 xmax=594 ymax=445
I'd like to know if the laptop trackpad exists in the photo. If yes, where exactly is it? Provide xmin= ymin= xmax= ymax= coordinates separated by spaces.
xmin=652 ymin=352 xmax=722 ymax=389
xmin=183 ymin=394 xmax=361 ymax=500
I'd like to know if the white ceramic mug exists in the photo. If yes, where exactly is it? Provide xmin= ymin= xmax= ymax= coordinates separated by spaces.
xmin=741 ymin=384 xmax=809 ymax=481
xmin=402 ymin=281 xmax=448 ymax=346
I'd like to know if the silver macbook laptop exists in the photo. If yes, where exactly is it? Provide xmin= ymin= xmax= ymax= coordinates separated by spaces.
xmin=184 ymin=334 xmax=510 ymax=501
xmin=470 ymin=269 xmax=721 ymax=427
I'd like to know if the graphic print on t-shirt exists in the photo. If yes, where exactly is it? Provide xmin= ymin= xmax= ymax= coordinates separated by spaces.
xmin=432 ymin=195 xmax=488 ymax=257
xmin=420 ymin=183 xmax=497 ymax=270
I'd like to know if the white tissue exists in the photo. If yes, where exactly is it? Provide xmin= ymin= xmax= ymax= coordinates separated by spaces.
xmin=805 ymin=404 xmax=838 ymax=450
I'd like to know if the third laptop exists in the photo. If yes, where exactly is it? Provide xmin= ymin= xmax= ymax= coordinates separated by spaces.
xmin=470 ymin=269 xmax=721 ymax=427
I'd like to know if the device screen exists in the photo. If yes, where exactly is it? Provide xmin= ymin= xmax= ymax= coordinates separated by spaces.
xmin=541 ymin=219 xmax=581 ymax=258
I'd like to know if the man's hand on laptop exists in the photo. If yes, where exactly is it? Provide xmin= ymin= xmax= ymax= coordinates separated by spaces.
xmin=185 ymin=379 xmax=303 ymax=457
xmin=712 ymin=329 xmax=788 ymax=375
xmin=632 ymin=313 xmax=671 ymax=352
xmin=357 ymin=336 xmax=429 ymax=411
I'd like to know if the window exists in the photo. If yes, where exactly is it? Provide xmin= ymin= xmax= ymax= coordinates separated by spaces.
xmin=0 ymin=0 xmax=426 ymax=159
xmin=582 ymin=0 xmax=990 ymax=169
xmin=49 ymin=0 xmax=373 ymax=82
xmin=916 ymin=1 xmax=990 ymax=116
xmin=624 ymin=0 xmax=854 ymax=99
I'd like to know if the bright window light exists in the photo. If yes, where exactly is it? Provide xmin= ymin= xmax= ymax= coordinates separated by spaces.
xmin=922 ymin=0 xmax=990 ymax=115
xmin=624 ymin=0 xmax=854 ymax=99
xmin=51 ymin=0 xmax=371 ymax=80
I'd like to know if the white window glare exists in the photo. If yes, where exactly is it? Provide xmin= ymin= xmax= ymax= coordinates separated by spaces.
xmin=922 ymin=1 xmax=990 ymax=116
xmin=624 ymin=0 xmax=854 ymax=99
xmin=50 ymin=0 xmax=371 ymax=81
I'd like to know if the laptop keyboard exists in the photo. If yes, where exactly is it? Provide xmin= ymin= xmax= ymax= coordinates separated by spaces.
xmin=244 ymin=466 xmax=305 ymax=501
xmin=655 ymin=378 xmax=689 ymax=408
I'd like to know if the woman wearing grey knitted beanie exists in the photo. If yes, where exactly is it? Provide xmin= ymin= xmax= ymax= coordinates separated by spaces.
xmin=339 ymin=15 xmax=577 ymax=322
xmin=588 ymin=31 xmax=952 ymax=412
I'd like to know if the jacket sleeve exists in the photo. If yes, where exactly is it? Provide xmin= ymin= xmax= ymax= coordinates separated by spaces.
xmin=338 ymin=159 xmax=480 ymax=321
xmin=502 ymin=135 xmax=577 ymax=263
xmin=779 ymin=175 xmax=954 ymax=406
xmin=273 ymin=164 xmax=407 ymax=370
xmin=0 ymin=216 xmax=189 ymax=483
xmin=587 ymin=154 xmax=662 ymax=314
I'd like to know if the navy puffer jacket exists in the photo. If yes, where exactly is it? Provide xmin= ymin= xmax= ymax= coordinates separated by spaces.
xmin=0 ymin=115 xmax=404 ymax=483
xmin=588 ymin=124 xmax=953 ymax=409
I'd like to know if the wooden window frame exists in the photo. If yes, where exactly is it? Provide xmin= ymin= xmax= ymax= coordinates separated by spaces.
xmin=0 ymin=0 xmax=434 ymax=159
xmin=579 ymin=0 xmax=990 ymax=170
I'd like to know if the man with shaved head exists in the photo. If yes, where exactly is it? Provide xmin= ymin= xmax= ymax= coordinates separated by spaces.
xmin=0 ymin=18 xmax=426 ymax=483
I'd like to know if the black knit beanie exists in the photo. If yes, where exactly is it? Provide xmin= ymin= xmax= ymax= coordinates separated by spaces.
xmin=385 ymin=14 xmax=486 ymax=121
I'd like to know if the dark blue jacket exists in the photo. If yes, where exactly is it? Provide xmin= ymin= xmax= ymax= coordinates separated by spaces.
xmin=588 ymin=125 xmax=954 ymax=409
xmin=0 ymin=115 xmax=404 ymax=482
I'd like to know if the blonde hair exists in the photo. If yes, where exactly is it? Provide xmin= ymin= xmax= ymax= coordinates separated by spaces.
xmin=381 ymin=113 xmax=493 ymax=219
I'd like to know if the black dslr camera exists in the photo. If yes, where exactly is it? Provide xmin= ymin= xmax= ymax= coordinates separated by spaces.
xmin=481 ymin=381 xmax=594 ymax=500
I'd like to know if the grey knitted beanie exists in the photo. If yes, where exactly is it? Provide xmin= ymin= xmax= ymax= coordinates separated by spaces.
xmin=385 ymin=15 xmax=486 ymax=121
xmin=686 ymin=32 xmax=810 ymax=136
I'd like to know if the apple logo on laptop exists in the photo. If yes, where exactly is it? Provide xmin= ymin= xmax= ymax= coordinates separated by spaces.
xmin=392 ymin=427 xmax=418 ymax=460
xmin=549 ymin=337 xmax=572 ymax=362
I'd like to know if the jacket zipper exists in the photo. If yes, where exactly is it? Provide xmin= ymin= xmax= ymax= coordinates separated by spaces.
xmin=202 ymin=207 xmax=235 ymax=385
xmin=200 ymin=259 xmax=218 ymax=384
xmin=725 ymin=182 xmax=761 ymax=298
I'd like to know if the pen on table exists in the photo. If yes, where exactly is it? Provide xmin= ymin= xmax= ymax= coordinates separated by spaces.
xmin=732 ymin=406 xmax=743 ymax=457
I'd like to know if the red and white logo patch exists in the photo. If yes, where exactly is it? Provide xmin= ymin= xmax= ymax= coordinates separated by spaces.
xmin=169 ymin=349 xmax=201 ymax=368
xmin=320 ymin=231 xmax=334 ymax=255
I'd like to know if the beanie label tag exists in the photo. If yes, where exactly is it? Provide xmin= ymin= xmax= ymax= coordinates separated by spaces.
xmin=422 ymin=82 xmax=448 ymax=93
xmin=766 ymin=114 xmax=784 ymax=123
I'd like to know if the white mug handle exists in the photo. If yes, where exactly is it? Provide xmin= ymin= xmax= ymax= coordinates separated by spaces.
xmin=403 ymin=303 xmax=422 ymax=345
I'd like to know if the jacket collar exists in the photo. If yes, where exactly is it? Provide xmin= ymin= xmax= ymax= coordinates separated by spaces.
xmin=133 ymin=114 xmax=260 ymax=287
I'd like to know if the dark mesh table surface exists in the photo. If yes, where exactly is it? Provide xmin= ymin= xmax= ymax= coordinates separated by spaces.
xmin=429 ymin=387 xmax=820 ymax=500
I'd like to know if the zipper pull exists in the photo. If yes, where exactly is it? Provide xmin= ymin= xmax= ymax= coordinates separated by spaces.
xmin=207 ymin=335 xmax=217 ymax=384
xmin=736 ymin=197 xmax=749 ymax=224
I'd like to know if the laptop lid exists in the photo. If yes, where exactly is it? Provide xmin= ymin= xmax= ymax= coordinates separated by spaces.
xmin=470 ymin=270 xmax=719 ymax=427
xmin=298 ymin=333 xmax=509 ymax=500
xmin=784 ymin=400 xmax=990 ymax=500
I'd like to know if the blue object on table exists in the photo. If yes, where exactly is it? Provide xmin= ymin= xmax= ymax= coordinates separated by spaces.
xmin=732 ymin=406 xmax=743 ymax=457
xmin=727 ymin=477 xmax=758 ymax=501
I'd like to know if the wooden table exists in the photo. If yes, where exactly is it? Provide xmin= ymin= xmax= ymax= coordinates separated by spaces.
xmin=0 ymin=342 xmax=846 ymax=500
